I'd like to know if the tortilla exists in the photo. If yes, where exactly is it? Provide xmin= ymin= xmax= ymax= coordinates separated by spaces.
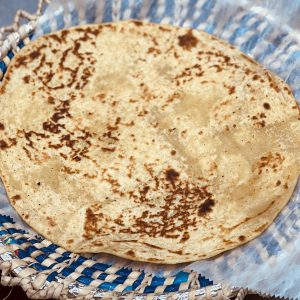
xmin=0 ymin=20 xmax=299 ymax=263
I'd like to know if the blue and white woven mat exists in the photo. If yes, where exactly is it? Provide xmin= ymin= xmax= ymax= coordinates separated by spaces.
xmin=0 ymin=0 xmax=299 ymax=299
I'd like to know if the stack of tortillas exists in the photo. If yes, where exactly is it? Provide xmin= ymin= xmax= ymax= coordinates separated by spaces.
xmin=0 ymin=20 xmax=299 ymax=263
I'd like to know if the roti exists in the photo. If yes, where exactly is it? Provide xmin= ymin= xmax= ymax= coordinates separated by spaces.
xmin=0 ymin=20 xmax=299 ymax=264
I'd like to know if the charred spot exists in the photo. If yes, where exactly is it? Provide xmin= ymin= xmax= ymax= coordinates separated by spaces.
xmin=0 ymin=140 xmax=8 ymax=150
xmin=72 ymin=156 xmax=81 ymax=162
xmin=198 ymin=199 xmax=215 ymax=216
xmin=48 ymin=96 xmax=55 ymax=104
xmin=252 ymin=74 xmax=260 ymax=80
xmin=101 ymin=147 xmax=116 ymax=152
xmin=260 ymin=113 xmax=266 ymax=118
xmin=23 ymin=75 xmax=30 ymax=84
xmin=170 ymin=150 xmax=176 ymax=156
xmin=37 ymin=182 xmax=41 ymax=186
xmin=0 ymin=123 xmax=5 ymax=130
xmin=83 ymin=207 xmax=103 ymax=240
xmin=276 ymin=180 xmax=281 ymax=186
xmin=159 ymin=26 xmax=171 ymax=32
xmin=47 ymin=216 xmax=56 ymax=227
xmin=42 ymin=121 xmax=62 ymax=134
xmin=228 ymin=86 xmax=235 ymax=95
xmin=142 ymin=185 xmax=150 ymax=196
xmin=29 ymin=50 xmax=41 ymax=60
xmin=180 ymin=232 xmax=190 ymax=243
xmin=169 ymin=249 xmax=183 ymax=255
xmin=178 ymin=30 xmax=198 ymax=50
xmin=283 ymin=183 xmax=288 ymax=189
xmin=209 ymin=64 xmax=223 ymax=72
xmin=0 ymin=138 xmax=16 ymax=150
xmin=238 ymin=235 xmax=246 ymax=242
xmin=132 ymin=20 xmax=143 ymax=26
xmin=12 ymin=195 xmax=21 ymax=201
xmin=49 ymin=34 xmax=62 ymax=43
xmin=263 ymin=102 xmax=271 ymax=110
xmin=126 ymin=250 xmax=136 ymax=257
xmin=165 ymin=168 xmax=180 ymax=188
xmin=147 ymin=47 xmax=161 ymax=55
xmin=143 ymin=242 xmax=163 ymax=250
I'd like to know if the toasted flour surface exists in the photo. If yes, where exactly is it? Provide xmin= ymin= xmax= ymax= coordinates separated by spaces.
xmin=0 ymin=20 xmax=299 ymax=263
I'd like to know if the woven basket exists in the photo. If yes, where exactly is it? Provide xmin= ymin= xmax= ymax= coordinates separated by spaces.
xmin=0 ymin=0 xmax=294 ymax=299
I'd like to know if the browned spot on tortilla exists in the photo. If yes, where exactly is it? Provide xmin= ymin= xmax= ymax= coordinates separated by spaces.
xmin=0 ymin=138 xmax=17 ymax=150
xmin=238 ymin=235 xmax=246 ymax=242
xmin=142 ymin=242 xmax=163 ymax=250
xmin=47 ymin=216 xmax=56 ymax=227
xmin=147 ymin=47 xmax=161 ymax=55
xmin=62 ymin=166 xmax=80 ymax=175
xmin=126 ymin=250 xmax=136 ymax=257
xmin=159 ymin=26 xmax=171 ymax=32
xmin=252 ymin=74 xmax=260 ymax=81
xmin=165 ymin=168 xmax=180 ymax=188
xmin=0 ymin=123 xmax=5 ymax=130
xmin=49 ymin=34 xmax=62 ymax=43
xmin=178 ymin=30 xmax=198 ymax=50
xmin=228 ymin=86 xmax=235 ymax=94
xmin=180 ymin=232 xmax=190 ymax=243
xmin=283 ymin=182 xmax=288 ymax=189
xmin=256 ymin=152 xmax=284 ymax=175
xmin=169 ymin=249 xmax=183 ymax=255
xmin=209 ymin=64 xmax=222 ymax=72
xmin=48 ymin=96 xmax=55 ymax=104
xmin=67 ymin=239 xmax=74 ymax=244
xmin=170 ymin=150 xmax=176 ymax=156
xmin=132 ymin=20 xmax=142 ymax=26
xmin=0 ymin=138 xmax=9 ymax=149
xmin=112 ymin=240 xmax=138 ymax=243
xmin=198 ymin=199 xmax=215 ymax=216
xmin=284 ymin=86 xmax=292 ymax=95
xmin=12 ymin=195 xmax=21 ymax=201
xmin=83 ymin=206 xmax=104 ymax=240
xmin=101 ymin=147 xmax=116 ymax=152
xmin=263 ymin=102 xmax=271 ymax=110
xmin=276 ymin=180 xmax=281 ymax=186
xmin=23 ymin=75 xmax=30 ymax=83
xmin=24 ymin=214 xmax=29 ymax=219
xmin=121 ymin=168 xmax=214 ymax=239
xmin=14 ymin=44 xmax=47 ymax=68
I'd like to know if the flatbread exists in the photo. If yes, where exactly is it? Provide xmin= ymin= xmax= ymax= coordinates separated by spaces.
xmin=0 ymin=20 xmax=299 ymax=263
